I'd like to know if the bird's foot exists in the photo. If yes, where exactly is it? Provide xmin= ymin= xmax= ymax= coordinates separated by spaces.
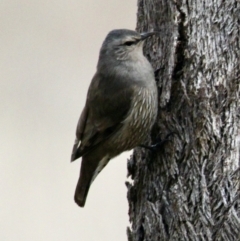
xmin=139 ymin=132 xmax=176 ymax=152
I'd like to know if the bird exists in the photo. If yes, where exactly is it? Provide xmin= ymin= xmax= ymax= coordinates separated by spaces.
xmin=71 ymin=29 xmax=158 ymax=207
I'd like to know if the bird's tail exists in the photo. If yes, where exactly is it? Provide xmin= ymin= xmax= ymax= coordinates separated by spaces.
xmin=74 ymin=151 xmax=110 ymax=207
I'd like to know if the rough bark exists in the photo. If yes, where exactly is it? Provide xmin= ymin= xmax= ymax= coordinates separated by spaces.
xmin=127 ymin=1 xmax=240 ymax=240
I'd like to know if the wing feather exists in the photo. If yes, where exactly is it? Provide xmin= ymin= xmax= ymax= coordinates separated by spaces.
xmin=71 ymin=72 xmax=134 ymax=161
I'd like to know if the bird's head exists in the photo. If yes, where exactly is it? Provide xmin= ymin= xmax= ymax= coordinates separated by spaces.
xmin=98 ymin=29 xmax=157 ymax=62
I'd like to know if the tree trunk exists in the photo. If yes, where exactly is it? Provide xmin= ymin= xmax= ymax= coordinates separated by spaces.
xmin=127 ymin=1 xmax=240 ymax=240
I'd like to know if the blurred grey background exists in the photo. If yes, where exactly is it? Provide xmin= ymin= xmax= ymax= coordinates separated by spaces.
xmin=0 ymin=1 xmax=136 ymax=240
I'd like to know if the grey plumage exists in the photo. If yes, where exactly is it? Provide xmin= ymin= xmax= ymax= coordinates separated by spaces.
xmin=71 ymin=29 xmax=158 ymax=207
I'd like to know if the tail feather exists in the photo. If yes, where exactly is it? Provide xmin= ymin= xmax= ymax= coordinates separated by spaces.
xmin=74 ymin=175 xmax=91 ymax=207
xmin=74 ymin=152 xmax=110 ymax=207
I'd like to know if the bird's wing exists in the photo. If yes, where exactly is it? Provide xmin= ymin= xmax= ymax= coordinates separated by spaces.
xmin=71 ymin=72 xmax=135 ymax=161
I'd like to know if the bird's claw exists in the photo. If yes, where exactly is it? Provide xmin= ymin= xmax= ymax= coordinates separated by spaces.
xmin=139 ymin=132 xmax=176 ymax=152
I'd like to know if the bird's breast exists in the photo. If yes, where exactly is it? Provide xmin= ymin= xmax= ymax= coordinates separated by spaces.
xmin=110 ymin=85 xmax=158 ymax=153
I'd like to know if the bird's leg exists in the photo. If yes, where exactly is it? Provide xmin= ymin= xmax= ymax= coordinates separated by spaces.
xmin=139 ymin=132 xmax=176 ymax=151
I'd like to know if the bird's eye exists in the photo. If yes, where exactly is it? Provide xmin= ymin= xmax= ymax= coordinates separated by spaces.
xmin=124 ymin=41 xmax=135 ymax=46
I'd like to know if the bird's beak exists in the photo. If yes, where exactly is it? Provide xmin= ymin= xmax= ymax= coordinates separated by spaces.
xmin=140 ymin=31 xmax=158 ymax=41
